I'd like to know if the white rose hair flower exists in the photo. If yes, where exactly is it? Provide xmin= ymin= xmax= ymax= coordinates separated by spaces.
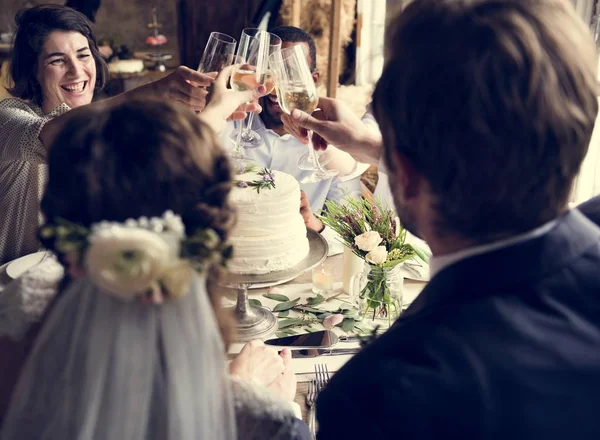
xmin=161 ymin=260 xmax=194 ymax=299
xmin=365 ymin=246 xmax=388 ymax=265
xmin=41 ymin=211 xmax=232 ymax=304
xmin=85 ymin=226 xmax=170 ymax=301
xmin=354 ymin=231 xmax=383 ymax=252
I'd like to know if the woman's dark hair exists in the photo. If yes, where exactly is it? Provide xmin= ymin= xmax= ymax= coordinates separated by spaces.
xmin=9 ymin=5 xmax=109 ymax=105
xmin=40 ymin=99 xmax=236 ymax=343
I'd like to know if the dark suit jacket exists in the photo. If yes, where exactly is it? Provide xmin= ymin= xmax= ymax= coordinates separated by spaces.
xmin=316 ymin=210 xmax=600 ymax=439
xmin=578 ymin=196 xmax=600 ymax=226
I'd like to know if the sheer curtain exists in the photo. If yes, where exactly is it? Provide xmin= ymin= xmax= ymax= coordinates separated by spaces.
xmin=573 ymin=101 xmax=600 ymax=203
xmin=570 ymin=0 xmax=600 ymax=203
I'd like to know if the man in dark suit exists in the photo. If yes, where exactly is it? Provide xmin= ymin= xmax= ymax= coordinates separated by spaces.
xmin=316 ymin=0 xmax=600 ymax=438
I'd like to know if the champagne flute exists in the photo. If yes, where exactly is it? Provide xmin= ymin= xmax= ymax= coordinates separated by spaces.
xmin=229 ymin=29 xmax=282 ymax=151
xmin=197 ymin=32 xmax=237 ymax=74
xmin=270 ymin=45 xmax=338 ymax=183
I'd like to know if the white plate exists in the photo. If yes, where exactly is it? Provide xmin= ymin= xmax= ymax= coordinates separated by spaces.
xmin=6 ymin=252 xmax=47 ymax=279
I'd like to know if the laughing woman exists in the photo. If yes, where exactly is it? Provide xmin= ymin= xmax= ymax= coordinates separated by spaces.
xmin=0 ymin=5 xmax=247 ymax=264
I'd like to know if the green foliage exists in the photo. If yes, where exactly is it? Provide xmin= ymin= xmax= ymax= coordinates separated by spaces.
xmin=234 ymin=168 xmax=276 ymax=193
xmin=318 ymin=196 xmax=426 ymax=266
xmin=263 ymin=293 xmax=290 ymax=302
xmin=273 ymin=298 xmax=301 ymax=312
xmin=248 ymin=299 xmax=262 ymax=307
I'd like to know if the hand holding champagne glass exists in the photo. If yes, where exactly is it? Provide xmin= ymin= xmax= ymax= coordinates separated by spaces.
xmin=270 ymin=45 xmax=338 ymax=183
xmin=229 ymin=28 xmax=281 ymax=154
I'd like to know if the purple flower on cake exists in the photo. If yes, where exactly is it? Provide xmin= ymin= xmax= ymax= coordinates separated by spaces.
xmin=262 ymin=173 xmax=275 ymax=183
xmin=237 ymin=181 xmax=248 ymax=188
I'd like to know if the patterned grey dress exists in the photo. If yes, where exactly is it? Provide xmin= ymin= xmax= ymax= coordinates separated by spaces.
xmin=0 ymin=98 xmax=70 ymax=264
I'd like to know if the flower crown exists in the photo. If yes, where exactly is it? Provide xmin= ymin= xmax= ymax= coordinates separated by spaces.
xmin=40 ymin=211 xmax=233 ymax=303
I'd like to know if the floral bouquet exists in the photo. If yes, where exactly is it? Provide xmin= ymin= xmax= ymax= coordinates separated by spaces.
xmin=319 ymin=197 xmax=427 ymax=324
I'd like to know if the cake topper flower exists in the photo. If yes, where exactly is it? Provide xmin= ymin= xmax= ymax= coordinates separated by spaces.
xmin=233 ymin=168 xmax=276 ymax=193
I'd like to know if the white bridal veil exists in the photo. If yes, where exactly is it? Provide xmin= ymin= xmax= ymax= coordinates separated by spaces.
xmin=1 ymin=274 xmax=237 ymax=440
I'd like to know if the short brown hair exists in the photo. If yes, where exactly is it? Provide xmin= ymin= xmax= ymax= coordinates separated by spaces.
xmin=373 ymin=0 xmax=598 ymax=241
xmin=40 ymin=99 xmax=236 ymax=343
xmin=9 ymin=5 xmax=109 ymax=105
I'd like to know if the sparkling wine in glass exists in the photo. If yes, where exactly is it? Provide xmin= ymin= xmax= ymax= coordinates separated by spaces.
xmin=270 ymin=45 xmax=338 ymax=183
xmin=229 ymin=28 xmax=282 ymax=151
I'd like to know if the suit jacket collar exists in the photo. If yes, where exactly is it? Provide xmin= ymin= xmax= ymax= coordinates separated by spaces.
xmin=400 ymin=210 xmax=600 ymax=322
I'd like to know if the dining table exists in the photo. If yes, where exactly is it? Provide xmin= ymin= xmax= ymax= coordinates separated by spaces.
xmin=227 ymin=252 xmax=428 ymax=425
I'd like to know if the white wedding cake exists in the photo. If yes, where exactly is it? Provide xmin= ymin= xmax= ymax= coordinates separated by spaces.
xmin=108 ymin=59 xmax=145 ymax=74
xmin=229 ymin=168 xmax=310 ymax=274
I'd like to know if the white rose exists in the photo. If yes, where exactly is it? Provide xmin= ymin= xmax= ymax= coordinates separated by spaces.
xmin=162 ymin=210 xmax=185 ymax=237
xmin=365 ymin=246 xmax=388 ymax=265
xmin=85 ymin=226 xmax=170 ymax=300
xmin=354 ymin=231 xmax=382 ymax=252
xmin=161 ymin=260 xmax=194 ymax=299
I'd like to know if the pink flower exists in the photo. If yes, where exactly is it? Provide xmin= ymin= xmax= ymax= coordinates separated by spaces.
xmin=323 ymin=313 xmax=344 ymax=329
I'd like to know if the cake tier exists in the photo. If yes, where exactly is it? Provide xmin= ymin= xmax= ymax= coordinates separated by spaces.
xmin=108 ymin=59 xmax=145 ymax=74
xmin=229 ymin=170 xmax=310 ymax=274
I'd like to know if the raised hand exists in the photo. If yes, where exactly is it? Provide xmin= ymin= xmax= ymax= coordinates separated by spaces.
xmin=200 ymin=65 xmax=264 ymax=131
xmin=149 ymin=66 xmax=215 ymax=112
xmin=281 ymin=97 xmax=382 ymax=166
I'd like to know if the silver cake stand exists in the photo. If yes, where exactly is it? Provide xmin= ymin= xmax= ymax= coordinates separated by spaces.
xmin=227 ymin=230 xmax=328 ymax=342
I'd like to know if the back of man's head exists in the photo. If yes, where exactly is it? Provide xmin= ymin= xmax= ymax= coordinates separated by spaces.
xmin=270 ymin=25 xmax=317 ymax=71
xmin=373 ymin=0 xmax=598 ymax=242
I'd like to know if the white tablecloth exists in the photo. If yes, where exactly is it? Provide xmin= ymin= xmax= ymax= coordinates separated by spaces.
xmin=227 ymin=255 xmax=427 ymax=380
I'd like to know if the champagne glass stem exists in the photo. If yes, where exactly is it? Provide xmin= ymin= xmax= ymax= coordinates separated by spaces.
xmin=308 ymin=130 xmax=326 ymax=172
xmin=234 ymin=104 xmax=248 ymax=152
xmin=244 ymin=112 xmax=256 ymax=136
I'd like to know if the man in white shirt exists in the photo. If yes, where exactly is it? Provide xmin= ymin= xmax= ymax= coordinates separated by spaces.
xmin=220 ymin=26 xmax=363 ymax=233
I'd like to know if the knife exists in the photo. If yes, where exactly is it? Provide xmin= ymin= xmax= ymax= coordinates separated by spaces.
xmin=265 ymin=330 xmax=339 ymax=349
xmin=291 ymin=347 xmax=360 ymax=358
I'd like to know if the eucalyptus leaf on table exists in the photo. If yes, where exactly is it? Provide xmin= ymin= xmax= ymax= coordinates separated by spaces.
xmin=276 ymin=329 xmax=297 ymax=338
xmin=341 ymin=318 xmax=356 ymax=333
xmin=263 ymin=293 xmax=290 ymax=302
xmin=248 ymin=299 xmax=262 ymax=307
xmin=278 ymin=318 xmax=304 ymax=329
xmin=306 ymin=294 xmax=325 ymax=306
xmin=273 ymin=298 xmax=300 ymax=312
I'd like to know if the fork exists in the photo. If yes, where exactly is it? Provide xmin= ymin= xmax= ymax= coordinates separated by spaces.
xmin=315 ymin=363 xmax=330 ymax=393
xmin=307 ymin=364 xmax=330 ymax=438
xmin=306 ymin=379 xmax=317 ymax=439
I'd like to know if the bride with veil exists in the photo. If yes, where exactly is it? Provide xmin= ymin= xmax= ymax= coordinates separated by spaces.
xmin=1 ymin=89 xmax=310 ymax=439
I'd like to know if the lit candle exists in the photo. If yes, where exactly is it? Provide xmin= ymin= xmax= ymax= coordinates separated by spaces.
xmin=312 ymin=264 xmax=333 ymax=294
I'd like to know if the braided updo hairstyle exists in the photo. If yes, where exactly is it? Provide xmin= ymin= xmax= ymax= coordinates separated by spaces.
xmin=40 ymin=98 xmax=237 ymax=343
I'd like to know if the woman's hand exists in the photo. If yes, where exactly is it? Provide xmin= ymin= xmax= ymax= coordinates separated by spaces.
xmin=229 ymin=340 xmax=285 ymax=387
xmin=149 ymin=66 xmax=215 ymax=112
xmin=199 ymin=65 xmax=263 ymax=132
xmin=265 ymin=348 xmax=297 ymax=402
